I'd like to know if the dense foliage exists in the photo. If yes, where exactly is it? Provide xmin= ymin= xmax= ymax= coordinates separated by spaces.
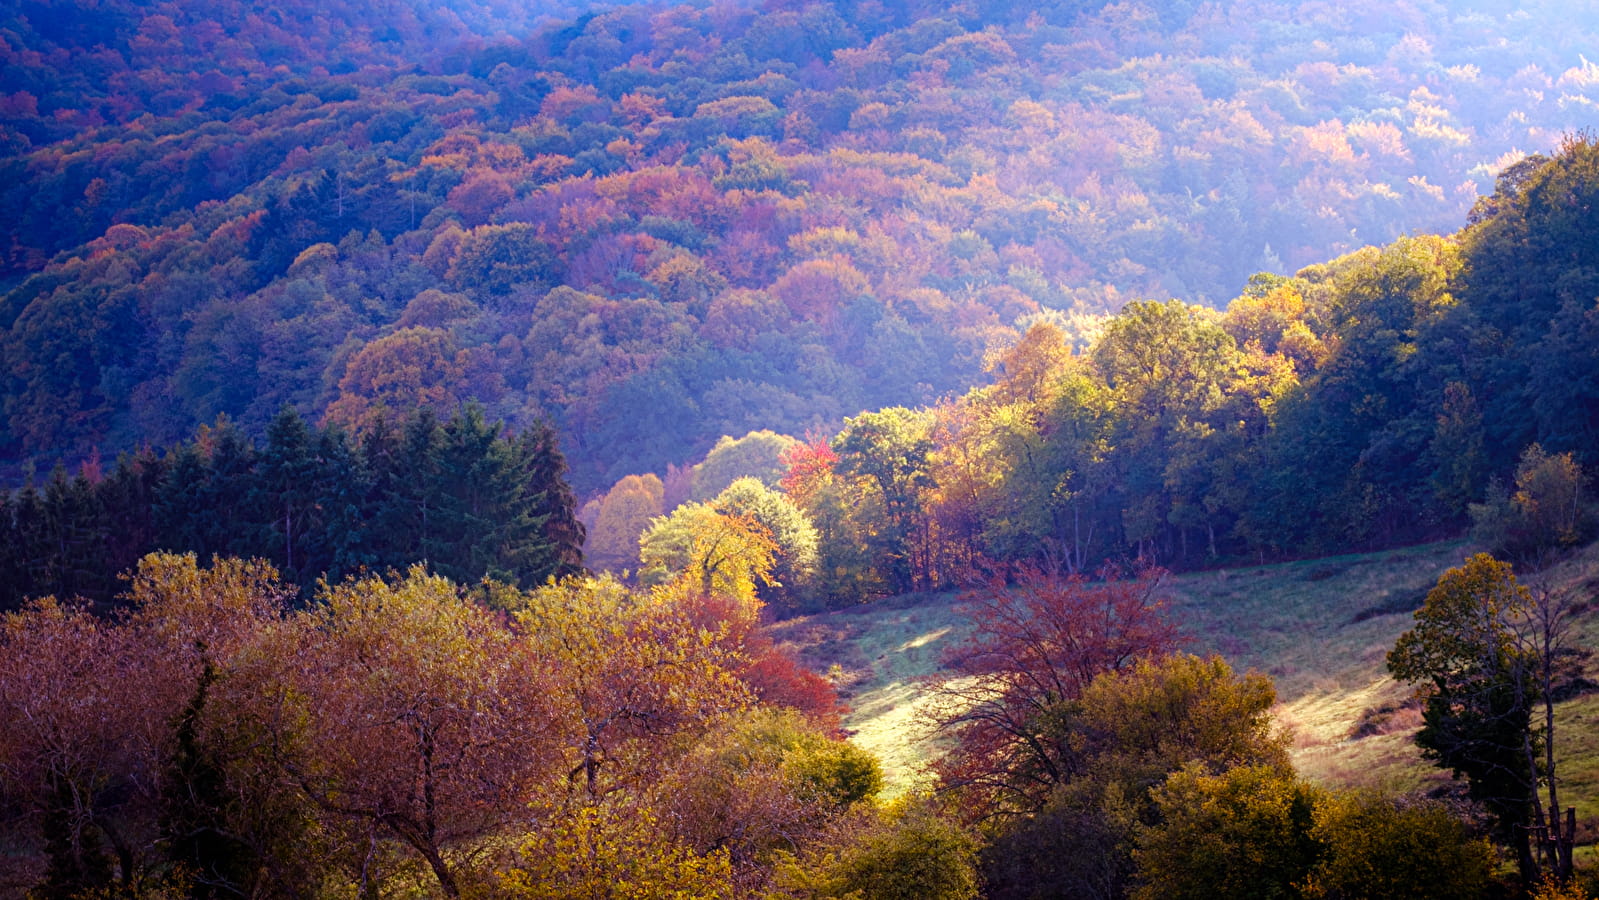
xmin=1389 ymin=552 xmax=1591 ymax=887
xmin=0 ymin=553 xmax=918 ymax=897
xmin=5 ymin=0 xmax=1599 ymax=491
xmin=12 ymin=107 xmax=1599 ymax=613
xmin=1389 ymin=554 xmax=1540 ymax=879
xmin=929 ymin=566 xmax=1182 ymax=813
xmin=7 ymin=549 xmax=1525 ymax=899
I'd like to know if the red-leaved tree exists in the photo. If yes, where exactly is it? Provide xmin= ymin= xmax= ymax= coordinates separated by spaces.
xmin=928 ymin=564 xmax=1180 ymax=817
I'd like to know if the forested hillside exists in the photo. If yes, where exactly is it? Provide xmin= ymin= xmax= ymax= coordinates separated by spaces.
xmin=10 ymin=0 xmax=1599 ymax=896
xmin=5 ymin=0 xmax=1599 ymax=490
xmin=15 ymin=135 xmax=1599 ymax=613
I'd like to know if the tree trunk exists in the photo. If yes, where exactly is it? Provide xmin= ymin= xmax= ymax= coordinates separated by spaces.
xmin=1513 ymin=827 xmax=1539 ymax=888
xmin=415 ymin=842 xmax=460 ymax=899
xmin=1562 ymin=807 xmax=1576 ymax=879
xmin=1535 ymin=581 xmax=1574 ymax=882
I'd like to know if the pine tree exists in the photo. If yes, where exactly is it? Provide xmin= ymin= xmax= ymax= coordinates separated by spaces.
xmin=372 ymin=407 xmax=445 ymax=572
xmin=11 ymin=481 xmax=53 ymax=603
xmin=203 ymin=418 xmax=259 ymax=560
xmin=521 ymin=420 xmax=586 ymax=581
xmin=313 ymin=422 xmax=373 ymax=584
xmin=251 ymin=407 xmax=319 ymax=583
xmin=41 ymin=466 xmax=108 ymax=603
xmin=156 ymin=441 xmax=211 ymax=557
xmin=98 ymin=448 xmax=167 ymax=599
xmin=432 ymin=405 xmax=503 ymax=582
xmin=0 ymin=489 xmax=20 ymax=611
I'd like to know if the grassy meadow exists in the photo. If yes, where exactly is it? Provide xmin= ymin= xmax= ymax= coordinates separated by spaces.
xmin=771 ymin=539 xmax=1599 ymax=823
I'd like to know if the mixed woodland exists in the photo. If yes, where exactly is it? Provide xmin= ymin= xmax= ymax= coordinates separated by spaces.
xmin=5 ymin=0 xmax=1599 ymax=490
xmin=10 ymin=137 xmax=1599 ymax=612
xmin=7 ymin=0 xmax=1599 ymax=897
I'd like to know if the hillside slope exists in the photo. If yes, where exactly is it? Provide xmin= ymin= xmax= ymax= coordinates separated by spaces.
xmin=772 ymin=539 xmax=1599 ymax=816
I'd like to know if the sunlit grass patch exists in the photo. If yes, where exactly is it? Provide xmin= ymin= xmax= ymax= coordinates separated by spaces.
xmin=769 ymin=593 xmax=970 ymax=796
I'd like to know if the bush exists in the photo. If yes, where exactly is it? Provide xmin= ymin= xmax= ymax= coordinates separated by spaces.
xmin=1133 ymin=763 xmax=1321 ymax=900
xmin=770 ymin=799 xmax=980 ymax=900
xmin=1302 ymin=791 xmax=1493 ymax=900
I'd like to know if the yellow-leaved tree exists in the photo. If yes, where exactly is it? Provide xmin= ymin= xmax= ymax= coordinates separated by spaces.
xmin=638 ymin=502 xmax=777 ymax=616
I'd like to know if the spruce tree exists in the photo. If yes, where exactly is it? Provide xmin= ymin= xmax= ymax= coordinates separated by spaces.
xmin=522 ymin=420 xmax=586 ymax=582
xmin=251 ymin=406 xmax=319 ymax=583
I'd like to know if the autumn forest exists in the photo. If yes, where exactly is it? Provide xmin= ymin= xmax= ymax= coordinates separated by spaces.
xmin=6 ymin=0 xmax=1599 ymax=896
